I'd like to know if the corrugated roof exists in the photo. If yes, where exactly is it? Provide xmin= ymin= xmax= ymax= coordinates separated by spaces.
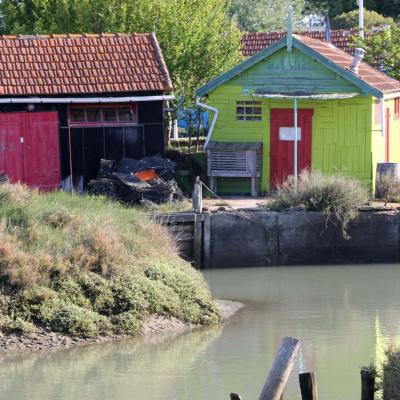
xmin=0 ymin=33 xmax=173 ymax=96
xmin=294 ymin=34 xmax=400 ymax=94
xmin=242 ymin=29 xmax=369 ymax=56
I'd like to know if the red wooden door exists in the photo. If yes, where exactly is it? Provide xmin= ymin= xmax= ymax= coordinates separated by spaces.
xmin=270 ymin=108 xmax=313 ymax=190
xmin=385 ymin=107 xmax=390 ymax=162
xmin=0 ymin=112 xmax=60 ymax=190
xmin=0 ymin=113 xmax=24 ymax=182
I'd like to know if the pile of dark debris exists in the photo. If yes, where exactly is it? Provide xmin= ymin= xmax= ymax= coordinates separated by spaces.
xmin=87 ymin=156 xmax=184 ymax=204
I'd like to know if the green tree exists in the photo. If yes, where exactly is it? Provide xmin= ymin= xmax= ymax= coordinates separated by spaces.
xmin=352 ymin=28 xmax=400 ymax=80
xmin=332 ymin=9 xmax=396 ymax=29
xmin=305 ymin=0 xmax=400 ymax=19
xmin=0 ymin=0 xmax=242 ymax=105
xmin=227 ymin=0 xmax=305 ymax=32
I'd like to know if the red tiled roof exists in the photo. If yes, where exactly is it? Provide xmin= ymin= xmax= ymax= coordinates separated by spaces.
xmin=294 ymin=34 xmax=400 ymax=94
xmin=242 ymin=29 xmax=368 ymax=56
xmin=0 ymin=33 xmax=173 ymax=96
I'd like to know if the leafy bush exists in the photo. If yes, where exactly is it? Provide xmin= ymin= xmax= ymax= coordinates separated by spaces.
xmin=375 ymin=171 xmax=400 ymax=203
xmin=383 ymin=346 xmax=400 ymax=400
xmin=332 ymin=9 xmax=395 ymax=29
xmin=0 ymin=183 xmax=220 ymax=338
xmin=110 ymin=311 xmax=140 ymax=335
xmin=268 ymin=170 xmax=368 ymax=238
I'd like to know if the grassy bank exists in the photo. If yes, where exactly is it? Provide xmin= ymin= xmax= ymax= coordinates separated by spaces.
xmin=0 ymin=183 xmax=220 ymax=339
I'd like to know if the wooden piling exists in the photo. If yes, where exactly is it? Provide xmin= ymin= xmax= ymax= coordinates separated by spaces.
xmin=259 ymin=337 xmax=301 ymax=400
xmin=192 ymin=213 xmax=202 ymax=268
xmin=299 ymin=372 xmax=318 ymax=400
xmin=361 ymin=369 xmax=375 ymax=400
xmin=192 ymin=176 xmax=202 ymax=214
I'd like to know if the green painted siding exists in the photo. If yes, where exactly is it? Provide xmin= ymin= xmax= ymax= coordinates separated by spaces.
xmin=230 ymin=48 xmax=360 ymax=94
xmin=207 ymin=48 xmax=375 ymax=193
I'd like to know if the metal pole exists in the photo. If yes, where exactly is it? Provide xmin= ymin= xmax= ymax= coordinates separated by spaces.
xmin=294 ymin=97 xmax=298 ymax=192
xmin=358 ymin=0 xmax=364 ymax=38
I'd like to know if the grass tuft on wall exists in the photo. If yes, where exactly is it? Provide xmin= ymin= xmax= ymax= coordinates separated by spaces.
xmin=0 ymin=183 xmax=220 ymax=338
xmin=265 ymin=170 xmax=369 ymax=238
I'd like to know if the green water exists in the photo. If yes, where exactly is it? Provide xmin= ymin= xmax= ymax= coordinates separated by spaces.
xmin=1 ymin=264 xmax=400 ymax=400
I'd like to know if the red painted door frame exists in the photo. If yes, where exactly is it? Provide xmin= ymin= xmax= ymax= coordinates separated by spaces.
xmin=385 ymin=107 xmax=390 ymax=163
xmin=270 ymin=108 xmax=313 ymax=190
xmin=0 ymin=111 xmax=60 ymax=191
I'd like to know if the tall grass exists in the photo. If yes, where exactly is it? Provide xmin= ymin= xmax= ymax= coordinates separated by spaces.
xmin=266 ymin=170 xmax=368 ymax=238
xmin=375 ymin=171 xmax=400 ymax=203
xmin=0 ymin=183 xmax=220 ymax=337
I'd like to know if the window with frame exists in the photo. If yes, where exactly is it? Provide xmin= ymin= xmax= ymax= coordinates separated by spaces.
xmin=395 ymin=98 xmax=400 ymax=119
xmin=69 ymin=105 xmax=136 ymax=126
xmin=236 ymin=101 xmax=262 ymax=121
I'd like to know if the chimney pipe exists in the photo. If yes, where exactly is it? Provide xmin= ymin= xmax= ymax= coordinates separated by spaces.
xmin=350 ymin=48 xmax=366 ymax=74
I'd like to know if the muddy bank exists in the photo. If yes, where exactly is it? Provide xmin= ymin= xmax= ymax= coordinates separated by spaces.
xmin=0 ymin=299 xmax=243 ymax=355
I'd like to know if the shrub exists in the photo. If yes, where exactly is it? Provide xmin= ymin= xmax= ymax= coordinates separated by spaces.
xmin=383 ymin=346 xmax=400 ymax=400
xmin=331 ymin=9 xmax=395 ymax=29
xmin=0 ymin=183 xmax=220 ymax=338
xmin=375 ymin=171 xmax=400 ymax=203
xmin=110 ymin=311 xmax=140 ymax=335
xmin=268 ymin=170 xmax=368 ymax=238
xmin=0 ymin=315 xmax=36 ymax=334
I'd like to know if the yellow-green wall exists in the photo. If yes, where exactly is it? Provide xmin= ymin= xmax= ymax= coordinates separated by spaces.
xmin=208 ymin=84 xmax=374 ymax=192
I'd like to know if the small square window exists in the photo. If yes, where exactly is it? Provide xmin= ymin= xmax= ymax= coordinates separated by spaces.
xmin=103 ymin=108 xmax=118 ymax=122
xmin=86 ymin=108 xmax=101 ymax=122
xmin=236 ymin=101 xmax=262 ymax=121
xmin=71 ymin=108 xmax=85 ymax=122
xmin=117 ymin=108 xmax=133 ymax=122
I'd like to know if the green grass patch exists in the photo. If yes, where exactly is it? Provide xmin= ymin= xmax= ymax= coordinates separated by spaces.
xmin=0 ymin=183 xmax=220 ymax=338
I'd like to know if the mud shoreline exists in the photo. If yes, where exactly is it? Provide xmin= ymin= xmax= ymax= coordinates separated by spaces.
xmin=0 ymin=299 xmax=243 ymax=356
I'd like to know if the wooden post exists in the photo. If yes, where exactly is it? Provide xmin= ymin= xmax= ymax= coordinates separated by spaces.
xmin=299 ymin=372 xmax=318 ymax=400
xmin=192 ymin=176 xmax=202 ymax=213
xmin=203 ymin=212 xmax=211 ymax=268
xmin=259 ymin=337 xmax=301 ymax=400
xmin=361 ymin=369 xmax=375 ymax=400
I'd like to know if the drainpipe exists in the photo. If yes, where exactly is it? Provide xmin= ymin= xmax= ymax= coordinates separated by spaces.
xmin=195 ymin=96 xmax=219 ymax=148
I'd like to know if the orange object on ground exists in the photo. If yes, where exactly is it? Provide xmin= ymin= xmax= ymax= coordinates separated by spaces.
xmin=134 ymin=169 xmax=158 ymax=181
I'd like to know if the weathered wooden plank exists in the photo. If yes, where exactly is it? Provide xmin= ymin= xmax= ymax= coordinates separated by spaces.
xmin=259 ymin=337 xmax=301 ymax=400
xmin=299 ymin=372 xmax=318 ymax=400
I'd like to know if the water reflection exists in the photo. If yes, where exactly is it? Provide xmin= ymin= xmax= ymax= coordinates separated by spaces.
xmin=0 ymin=264 xmax=399 ymax=400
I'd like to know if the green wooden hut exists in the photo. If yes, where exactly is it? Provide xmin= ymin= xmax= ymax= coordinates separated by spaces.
xmin=196 ymin=31 xmax=400 ymax=195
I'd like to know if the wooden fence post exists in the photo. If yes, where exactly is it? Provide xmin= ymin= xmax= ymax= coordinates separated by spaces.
xmin=299 ymin=372 xmax=318 ymax=400
xmin=361 ymin=369 xmax=375 ymax=400
xmin=259 ymin=337 xmax=301 ymax=400
xmin=192 ymin=176 xmax=202 ymax=214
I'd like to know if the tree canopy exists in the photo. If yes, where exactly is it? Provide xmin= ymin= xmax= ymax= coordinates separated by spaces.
xmin=227 ymin=0 xmax=304 ymax=32
xmin=352 ymin=28 xmax=400 ymax=81
xmin=0 ymin=0 xmax=243 ymax=105
xmin=305 ymin=0 xmax=400 ymax=19
xmin=331 ymin=9 xmax=396 ymax=29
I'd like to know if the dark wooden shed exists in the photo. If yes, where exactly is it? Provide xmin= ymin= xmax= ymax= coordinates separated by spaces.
xmin=0 ymin=33 xmax=173 ymax=190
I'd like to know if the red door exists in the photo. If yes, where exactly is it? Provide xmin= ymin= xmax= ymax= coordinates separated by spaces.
xmin=270 ymin=108 xmax=313 ymax=190
xmin=0 ymin=113 xmax=24 ymax=182
xmin=0 ymin=112 xmax=60 ymax=191
xmin=385 ymin=108 xmax=390 ymax=162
